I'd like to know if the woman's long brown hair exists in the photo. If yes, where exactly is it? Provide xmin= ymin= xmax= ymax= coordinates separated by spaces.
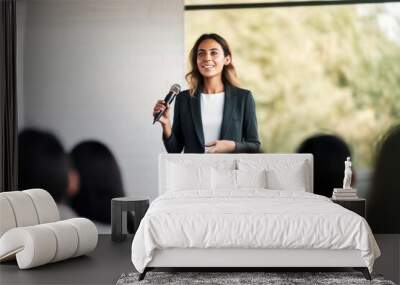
xmin=185 ymin=33 xmax=240 ymax=96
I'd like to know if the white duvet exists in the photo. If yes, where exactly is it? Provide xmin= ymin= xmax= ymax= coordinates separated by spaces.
xmin=131 ymin=190 xmax=380 ymax=273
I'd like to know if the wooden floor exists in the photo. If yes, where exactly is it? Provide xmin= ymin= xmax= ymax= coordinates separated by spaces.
xmin=0 ymin=234 xmax=398 ymax=284
xmin=0 ymin=235 xmax=134 ymax=285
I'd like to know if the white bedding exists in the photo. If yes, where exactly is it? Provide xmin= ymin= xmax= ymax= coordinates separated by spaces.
xmin=131 ymin=190 xmax=380 ymax=273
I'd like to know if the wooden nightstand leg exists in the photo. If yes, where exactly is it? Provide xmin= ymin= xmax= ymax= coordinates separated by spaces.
xmin=354 ymin=267 xmax=371 ymax=280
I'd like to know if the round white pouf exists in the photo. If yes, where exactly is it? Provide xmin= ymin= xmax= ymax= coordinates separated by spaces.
xmin=0 ymin=226 xmax=57 ymax=269
xmin=42 ymin=221 xmax=79 ymax=262
xmin=24 ymin=189 xmax=59 ymax=223
xmin=0 ymin=191 xmax=39 ymax=227
xmin=65 ymin=218 xmax=98 ymax=257
xmin=0 ymin=195 xmax=17 ymax=237
xmin=0 ymin=218 xmax=98 ymax=269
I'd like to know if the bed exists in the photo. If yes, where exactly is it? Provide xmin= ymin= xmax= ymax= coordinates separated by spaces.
xmin=131 ymin=154 xmax=380 ymax=280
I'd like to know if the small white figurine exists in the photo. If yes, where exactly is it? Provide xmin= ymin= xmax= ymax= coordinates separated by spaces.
xmin=343 ymin=157 xmax=352 ymax=189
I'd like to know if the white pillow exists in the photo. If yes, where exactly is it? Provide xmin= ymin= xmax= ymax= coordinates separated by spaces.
xmin=238 ymin=159 xmax=309 ymax=192
xmin=267 ymin=167 xmax=307 ymax=192
xmin=166 ymin=158 xmax=236 ymax=192
xmin=266 ymin=164 xmax=307 ymax=191
xmin=236 ymin=169 xmax=267 ymax=189
xmin=211 ymin=169 xmax=268 ymax=190
xmin=167 ymin=162 xmax=212 ymax=191
xmin=211 ymin=168 xmax=236 ymax=190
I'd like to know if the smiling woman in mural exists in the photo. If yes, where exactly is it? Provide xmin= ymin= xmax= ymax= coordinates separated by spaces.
xmin=153 ymin=33 xmax=260 ymax=153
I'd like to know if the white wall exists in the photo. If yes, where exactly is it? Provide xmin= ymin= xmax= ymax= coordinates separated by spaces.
xmin=18 ymin=0 xmax=185 ymax=199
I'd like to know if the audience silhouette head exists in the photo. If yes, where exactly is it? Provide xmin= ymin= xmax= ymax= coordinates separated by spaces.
xmin=297 ymin=134 xmax=352 ymax=197
xmin=69 ymin=140 xmax=125 ymax=224
xmin=18 ymin=128 xmax=69 ymax=203
xmin=368 ymin=124 xmax=400 ymax=233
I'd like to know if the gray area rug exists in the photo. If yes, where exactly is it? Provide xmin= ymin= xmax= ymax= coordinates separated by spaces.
xmin=116 ymin=272 xmax=396 ymax=285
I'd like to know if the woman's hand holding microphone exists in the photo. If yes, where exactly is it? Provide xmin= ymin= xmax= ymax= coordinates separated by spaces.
xmin=153 ymin=98 xmax=236 ymax=153
xmin=153 ymin=100 xmax=172 ymax=139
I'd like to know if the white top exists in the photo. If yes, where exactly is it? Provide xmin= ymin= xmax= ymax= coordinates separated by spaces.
xmin=200 ymin=92 xmax=225 ymax=145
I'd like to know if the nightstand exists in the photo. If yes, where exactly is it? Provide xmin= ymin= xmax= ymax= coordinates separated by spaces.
xmin=331 ymin=198 xmax=366 ymax=218
xmin=111 ymin=197 xmax=149 ymax=242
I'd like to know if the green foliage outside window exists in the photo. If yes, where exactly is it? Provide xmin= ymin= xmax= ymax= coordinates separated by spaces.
xmin=185 ymin=3 xmax=400 ymax=168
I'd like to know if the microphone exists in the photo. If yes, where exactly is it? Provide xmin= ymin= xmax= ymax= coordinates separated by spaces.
xmin=153 ymin=84 xmax=181 ymax=124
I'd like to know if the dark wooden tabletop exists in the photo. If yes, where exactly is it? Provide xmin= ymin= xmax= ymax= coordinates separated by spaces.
xmin=0 ymin=235 xmax=134 ymax=285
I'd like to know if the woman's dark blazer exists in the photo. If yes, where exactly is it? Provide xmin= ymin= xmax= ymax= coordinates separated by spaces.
xmin=163 ymin=84 xmax=261 ymax=153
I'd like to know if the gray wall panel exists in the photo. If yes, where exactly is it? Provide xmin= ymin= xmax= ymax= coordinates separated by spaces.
xmin=18 ymin=0 xmax=185 ymax=199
